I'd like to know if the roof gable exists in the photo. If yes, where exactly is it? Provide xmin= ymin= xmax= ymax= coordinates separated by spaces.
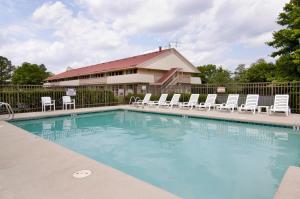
xmin=138 ymin=49 xmax=199 ymax=73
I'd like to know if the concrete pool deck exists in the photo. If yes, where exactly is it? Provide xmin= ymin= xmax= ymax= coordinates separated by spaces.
xmin=6 ymin=105 xmax=300 ymax=127
xmin=1 ymin=105 xmax=300 ymax=199
xmin=0 ymin=119 xmax=180 ymax=199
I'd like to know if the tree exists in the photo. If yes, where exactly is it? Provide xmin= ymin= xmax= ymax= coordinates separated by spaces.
xmin=12 ymin=62 xmax=51 ymax=85
xmin=196 ymin=64 xmax=217 ymax=84
xmin=233 ymin=64 xmax=246 ymax=82
xmin=0 ymin=56 xmax=15 ymax=84
xmin=208 ymin=67 xmax=232 ymax=84
xmin=241 ymin=59 xmax=276 ymax=82
xmin=195 ymin=64 xmax=232 ymax=84
xmin=267 ymin=0 xmax=300 ymax=81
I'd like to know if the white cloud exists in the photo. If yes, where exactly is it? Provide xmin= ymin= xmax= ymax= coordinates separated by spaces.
xmin=1 ymin=1 xmax=133 ymax=73
xmin=32 ymin=1 xmax=72 ymax=25
xmin=0 ymin=0 xmax=289 ymax=73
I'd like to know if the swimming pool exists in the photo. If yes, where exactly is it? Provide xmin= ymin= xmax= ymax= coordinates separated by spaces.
xmin=11 ymin=110 xmax=300 ymax=199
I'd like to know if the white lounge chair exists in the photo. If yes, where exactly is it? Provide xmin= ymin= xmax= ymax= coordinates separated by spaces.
xmin=133 ymin=93 xmax=152 ymax=107
xmin=41 ymin=97 xmax=55 ymax=112
xmin=160 ymin=94 xmax=181 ymax=108
xmin=217 ymin=94 xmax=239 ymax=112
xmin=62 ymin=96 xmax=75 ymax=110
xmin=179 ymin=94 xmax=199 ymax=109
xmin=270 ymin=94 xmax=290 ymax=116
xmin=148 ymin=94 xmax=168 ymax=107
xmin=196 ymin=94 xmax=217 ymax=111
xmin=238 ymin=94 xmax=259 ymax=114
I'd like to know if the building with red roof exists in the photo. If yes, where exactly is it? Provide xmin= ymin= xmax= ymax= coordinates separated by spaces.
xmin=45 ymin=48 xmax=201 ymax=94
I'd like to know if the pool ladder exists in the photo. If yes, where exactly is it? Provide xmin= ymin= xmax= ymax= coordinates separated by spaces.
xmin=129 ymin=96 xmax=140 ymax=105
xmin=293 ymin=123 xmax=300 ymax=131
xmin=0 ymin=102 xmax=14 ymax=120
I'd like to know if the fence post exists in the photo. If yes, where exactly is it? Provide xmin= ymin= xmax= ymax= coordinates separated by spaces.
xmin=17 ymin=85 xmax=20 ymax=108
xmin=271 ymin=82 xmax=274 ymax=98
xmin=104 ymin=85 xmax=106 ymax=107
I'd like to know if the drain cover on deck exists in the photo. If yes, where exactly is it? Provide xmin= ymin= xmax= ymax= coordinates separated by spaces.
xmin=73 ymin=170 xmax=92 ymax=179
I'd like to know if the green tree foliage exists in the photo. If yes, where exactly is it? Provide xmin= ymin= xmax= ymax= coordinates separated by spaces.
xmin=12 ymin=62 xmax=51 ymax=85
xmin=196 ymin=64 xmax=232 ymax=84
xmin=267 ymin=0 xmax=300 ymax=81
xmin=196 ymin=64 xmax=218 ymax=84
xmin=209 ymin=67 xmax=232 ymax=84
xmin=0 ymin=56 xmax=15 ymax=84
xmin=239 ymin=59 xmax=276 ymax=82
xmin=233 ymin=64 xmax=246 ymax=82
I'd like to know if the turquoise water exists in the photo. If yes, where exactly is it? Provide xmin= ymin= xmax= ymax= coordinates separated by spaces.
xmin=11 ymin=110 xmax=300 ymax=199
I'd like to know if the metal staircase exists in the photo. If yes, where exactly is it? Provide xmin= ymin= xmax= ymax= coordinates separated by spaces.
xmin=160 ymin=72 xmax=180 ymax=92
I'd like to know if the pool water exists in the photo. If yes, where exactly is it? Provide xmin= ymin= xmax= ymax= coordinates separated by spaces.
xmin=11 ymin=110 xmax=300 ymax=199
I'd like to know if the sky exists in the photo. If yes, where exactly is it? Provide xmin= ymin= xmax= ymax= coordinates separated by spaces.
xmin=0 ymin=0 xmax=288 ymax=74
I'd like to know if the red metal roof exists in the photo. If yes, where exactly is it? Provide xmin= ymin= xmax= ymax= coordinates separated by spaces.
xmin=47 ymin=49 xmax=171 ymax=81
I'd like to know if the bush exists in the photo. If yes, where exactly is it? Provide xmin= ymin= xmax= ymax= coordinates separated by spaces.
xmin=0 ymin=87 xmax=118 ymax=112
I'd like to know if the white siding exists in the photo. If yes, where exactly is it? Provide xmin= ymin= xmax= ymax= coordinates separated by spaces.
xmin=58 ymin=80 xmax=80 ymax=86
xmin=190 ymin=77 xmax=202 ymax=84
xmin=140 ymin=50 xmax=198 ymax=73
xmin=106 ymin=74 xmax=155 ymax=84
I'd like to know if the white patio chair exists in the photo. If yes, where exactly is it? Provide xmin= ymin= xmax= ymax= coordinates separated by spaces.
xmin=62 ymin=96 xmax=75 ymax=110
xmin=160 ymin=94 xmax=181 ymax=108
xmin=41 ymin=97 xmax=55 ymax=112
xmin=217 ymin=94 xmax=239 ymax=112
xmin=148 ymin=94 xmax=168 ymax=107
xmin=133 ymin=93 xmax=152 ymax=107
xmin=238 ymin=94 xmax=259 ymax=114
xmin=196 ymin=94 xmax=217 ymax=111
xmin=270 ymin=94 xmax=290 ymax=116
xmin=179 ymin=94 xmax=199 ymax=109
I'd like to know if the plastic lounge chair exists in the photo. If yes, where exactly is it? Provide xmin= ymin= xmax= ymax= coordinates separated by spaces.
xmin=133 ymin=93 xmax=152 ymax=107
xmin=62 ymin=96 xmax=75 ymax=110
xmin=179 ymin=94 xmax=199 ymax=109
xmin=270 ymin=94 xmax=290 ymax=116
xmin=41 ymin=97 xmax=55 ymax=112
xmin=238 ymin=94 xmax=259 ymax=114
xmin=217 ymin=94 xmax=239 ymax=112
xmin=148 ymin=94 xmax=168 ymax=107
xmin=160 ymin=94 xmax=181 ymax=108
xmin=196 ymin=94 xmax=217 ymax=111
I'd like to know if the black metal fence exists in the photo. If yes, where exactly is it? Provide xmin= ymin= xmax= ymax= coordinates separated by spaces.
xmin=0 ymin=85 xmax=119 ymax=113
xmin=149 ymin=82 xmax=300 ymax=113
xmin=1 ymin=82 xmax=300 ymax=113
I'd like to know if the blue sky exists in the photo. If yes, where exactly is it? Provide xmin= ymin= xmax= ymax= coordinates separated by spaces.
xmin=0 ymin=0 xmax=288 ymax=73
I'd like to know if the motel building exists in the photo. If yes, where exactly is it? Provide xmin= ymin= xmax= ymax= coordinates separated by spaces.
xmin=44 ymin=48 xmax=201 ymax=95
